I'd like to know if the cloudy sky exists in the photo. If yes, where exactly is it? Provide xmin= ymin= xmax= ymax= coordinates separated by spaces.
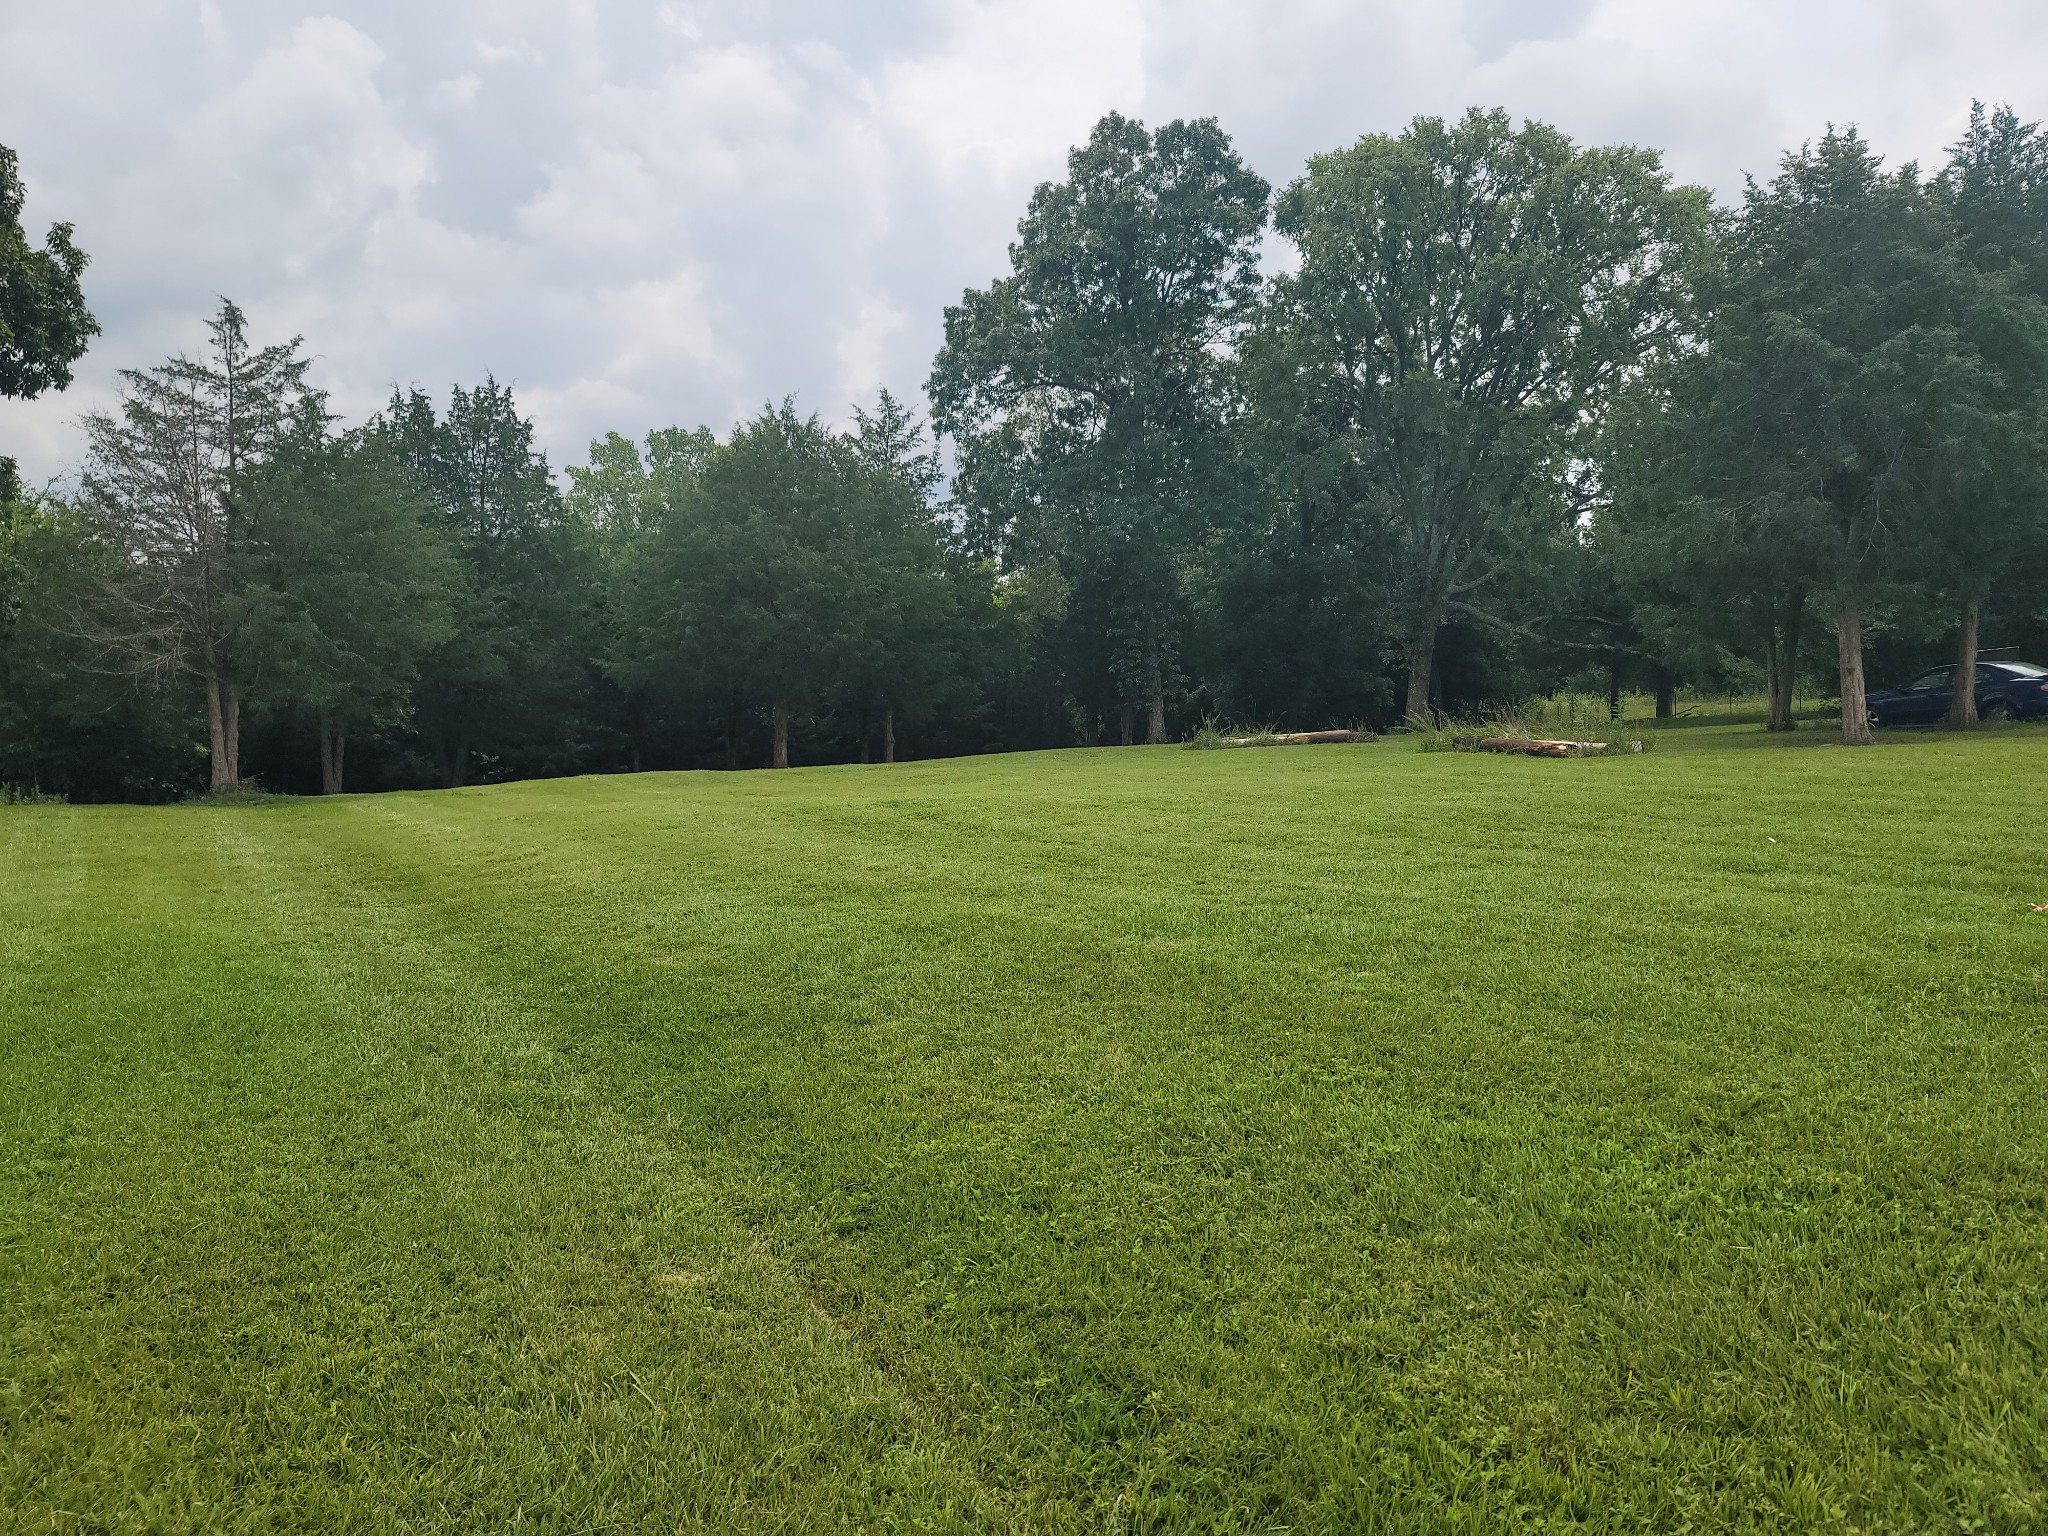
xmin=4 ymin=0 xmax=2046 ymax=484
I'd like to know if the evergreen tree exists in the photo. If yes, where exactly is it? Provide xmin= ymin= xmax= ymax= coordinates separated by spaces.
xmin=846 ymin=389 xmax=964 ymax=760
xmin=379 ymin=380 xmax=603 ymax=785
xmin=81 ymin=300 xmax=312 ymax=788
xmin=0 ymin=492 xmax=200 ymax=800
xmin=242 ymin=408 xmax=458 ymax=792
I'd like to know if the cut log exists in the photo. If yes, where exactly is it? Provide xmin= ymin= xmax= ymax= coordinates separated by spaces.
xmin=1469 ymin=736 xmax=1612 ymax=758
xmin=1223 ymin=729 xmax=1371 ymax=747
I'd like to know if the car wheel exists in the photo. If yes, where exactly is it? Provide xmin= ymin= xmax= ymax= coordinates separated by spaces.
xmin=1867 ymin=709 xmax=1885 ymax=730
xmin=1982 ymin=699 xmax=2016 ymax=722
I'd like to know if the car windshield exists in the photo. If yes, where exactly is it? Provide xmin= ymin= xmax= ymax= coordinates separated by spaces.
xmin=1990 ymin=661 xmax=2048 ymax=678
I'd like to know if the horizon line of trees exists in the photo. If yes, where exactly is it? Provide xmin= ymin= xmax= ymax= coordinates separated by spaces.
xmin=5 ymin=101 xmax=2047 ymax=801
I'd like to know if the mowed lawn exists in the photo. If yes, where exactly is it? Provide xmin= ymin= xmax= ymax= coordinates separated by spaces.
xmin=3 ymin=729 xmax=2046 ymax=1533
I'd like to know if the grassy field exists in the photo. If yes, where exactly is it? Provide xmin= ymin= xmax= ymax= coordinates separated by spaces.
xmin=3 ymin=725 xmax=2046 ymax=1533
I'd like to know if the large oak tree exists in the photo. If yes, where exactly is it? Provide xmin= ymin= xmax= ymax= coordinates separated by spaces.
xmin=1246 ymin=109 xmax=1711 ymax=722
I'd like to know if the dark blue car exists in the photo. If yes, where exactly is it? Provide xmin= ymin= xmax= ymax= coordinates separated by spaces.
xmin=1867 ymin=660 xmax=2048 ymax=726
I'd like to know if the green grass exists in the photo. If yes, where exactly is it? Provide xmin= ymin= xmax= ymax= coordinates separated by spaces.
xmin=4 ymin=726 xmax=2046 ymax=1533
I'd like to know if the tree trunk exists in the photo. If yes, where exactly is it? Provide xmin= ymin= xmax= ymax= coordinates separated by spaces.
xmin=883 ymin=708 xmax=895 ymax=764
xmin=1607 ymin=664 xmax=1622 ymax=721
xmin=859 ymin=708 xmax=871 ymax=764
xmin=224 ymin=684 xmax=240 ymax=786
xmin=1837 ymin=603 xmax=1872 ymax=746
xmin=318 ymin=716 xmax=346 ymax=795
xmin=205 ymin=674 xmax=233 ymax=792
xmin=443 ymin=739 xmax=469 ymax=789
xmin=1119 ymin=707 xmax=1134 ymax=747
xmin=1765 ymin=594 xmax=1803 ymax=732
xmin=771 ymin=701 xmax=790 ymax=769
xmin=1403 ymin=625 xmax=1436 ymax=723
xmin=725 ymin=695 xmax=741 ymax=771
xmin=1146 ymin=672 xmax=1166 ymax=745
xmin=1945 ymin=599 xmax=1981 ymax=728
xmin=1654 ymin=673 xmax=1676 ymax=720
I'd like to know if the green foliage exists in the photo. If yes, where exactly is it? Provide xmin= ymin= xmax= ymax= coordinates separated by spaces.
xmin=0 ymin=142 xmax=98 ymax=404
xmin=1950 ymin=102 xmax=2048 ymax=297
xmin=79 ymin=299 xmax=315 ymax=787
xmin=241 ymin=410 xmax=459 ymax=788
xmin=4 ymin=734 xmax=2045 ymax=1527
xmin=564 ymin=424 xmax=717 ymax=552
xmin=931 ymin=113 xmax=1270 ymax=741
xmin=1248 ymin=109 xmax=1713 ymax=720
xmin=1408 ymin=715 xmax=1460 ymax=753
xmin=0 ymin=493 xmax=202 ymax=801
xmin=1924 ymin=106 xmax=2048 ymax=674
xmin=20 ymin=105 xmax=2048 ymax=794
xmin=610 ymin=401 xmax=962 ymax=765
xmin=1184 ymin=718 xmax=1278 ymax=749
xmin=377 ymin=379 xmax=607 ymax=785
xmin=1603 ymin=123 xmax=2048 ymax=741
xmin=1407 ymin=693 xmax=1657 ymax=754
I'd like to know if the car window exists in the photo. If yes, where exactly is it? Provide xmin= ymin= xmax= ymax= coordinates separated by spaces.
xmin=1909 ymin=668 xmax=1951 ymax=691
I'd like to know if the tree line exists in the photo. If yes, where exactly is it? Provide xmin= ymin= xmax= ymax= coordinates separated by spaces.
xmin=4 ymin=103 xmax=2047 ymax=799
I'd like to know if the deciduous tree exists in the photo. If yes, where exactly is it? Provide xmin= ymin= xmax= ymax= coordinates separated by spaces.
xmin=1 ymin=143 xmax=98 ymax=499
xmin=1247 ymin=109 xmax=1712 ymax=722
xmin=1933 ymin=104 xmax=2048 ymax=726
xmin=612 ymin=403 xmax=956 ymax=768
xmin=931 ymin=114 xmax=1269 ymax=744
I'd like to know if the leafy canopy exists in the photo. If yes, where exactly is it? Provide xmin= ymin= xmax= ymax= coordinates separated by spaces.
xmin=0 ymin=144 xmax=97 ymax=404
xmin=1246 ymin=108 xmax=1713 ymax=715
xmin=930 ymin=114 xmax=1270 ymax=733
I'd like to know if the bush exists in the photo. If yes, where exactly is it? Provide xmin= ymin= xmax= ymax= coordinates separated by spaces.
xmin=1 ymin=783 xmax=67 ymax=805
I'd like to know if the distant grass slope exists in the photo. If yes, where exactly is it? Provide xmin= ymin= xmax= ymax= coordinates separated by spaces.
xmin=3 ymin=727 xmax=2046 ymax=1533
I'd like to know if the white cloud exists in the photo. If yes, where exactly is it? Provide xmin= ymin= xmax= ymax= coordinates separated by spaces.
xmin=430 ymin=72 xmax=483 ymax=110
xmin=834 ymin=295 xmax=909 ymax=414
xmin=3 ymin=0 xmax=2045 ymax=484
xmin=878 ymin=0 xmax=1149 ymax=187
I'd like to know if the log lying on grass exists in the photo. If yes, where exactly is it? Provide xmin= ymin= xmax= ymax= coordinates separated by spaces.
xmin=1468 ymin=735 xmax=1612 ymax=758
xmin=1224 ymin=729 xmax=1370 ymax=747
